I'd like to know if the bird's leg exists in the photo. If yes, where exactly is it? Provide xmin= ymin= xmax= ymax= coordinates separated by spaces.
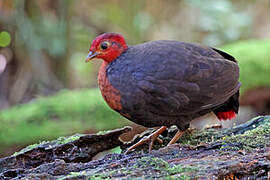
xmin=156 ymin=137 xmax=163 ymax=144
xmin=167 ymin=130 xmax=186 ymax=146
xmin=125 ymin=126 xmax=167 ymax=153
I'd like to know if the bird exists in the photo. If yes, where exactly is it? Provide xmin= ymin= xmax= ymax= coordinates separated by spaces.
xmin=85 ymin=33 xmax=240 ymax=153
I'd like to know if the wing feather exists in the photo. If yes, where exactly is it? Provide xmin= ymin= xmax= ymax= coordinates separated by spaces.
xmin=107 ymin=41 xmax=240 ymax=116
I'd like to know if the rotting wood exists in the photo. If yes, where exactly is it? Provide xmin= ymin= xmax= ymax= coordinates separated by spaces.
xmin=0 ymin=116 xmax=269 ymax=179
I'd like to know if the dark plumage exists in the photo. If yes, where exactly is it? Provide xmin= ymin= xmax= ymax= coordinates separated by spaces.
xmin=86 ymin=33 xmax=240 ymax=151
xmin=107 ymin=41 xmax=239 ymax=129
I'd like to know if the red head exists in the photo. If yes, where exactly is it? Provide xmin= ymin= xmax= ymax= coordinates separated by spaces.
xmin=85 ymin=33 xmax=128 ymax=63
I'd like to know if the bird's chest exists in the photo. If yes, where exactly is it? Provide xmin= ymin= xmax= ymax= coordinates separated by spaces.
xmin=98 ymin=62 xmax=122 ymax=111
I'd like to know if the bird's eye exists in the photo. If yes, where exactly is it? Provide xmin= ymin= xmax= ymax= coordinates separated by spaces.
xmin=100 ymin=41 xmax=110 ymax=50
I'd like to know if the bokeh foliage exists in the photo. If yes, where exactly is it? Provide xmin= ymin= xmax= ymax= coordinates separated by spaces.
xmin=221 ymin=40 xmax=270 ymax=93
xmin=1 ymin=0 xmax=268 ymax=109
xmin=0 ymin=89 xmax=128 ymax=154
xmin=0 ymin=31 xmax=11 ymax=47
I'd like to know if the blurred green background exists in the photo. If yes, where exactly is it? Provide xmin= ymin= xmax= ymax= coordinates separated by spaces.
xmin=0 ymin=0 xmax=270 ymax=157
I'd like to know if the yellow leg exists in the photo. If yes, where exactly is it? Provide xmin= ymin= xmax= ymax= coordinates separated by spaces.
xmin=125 ymin=126 xmax=167 ymax=153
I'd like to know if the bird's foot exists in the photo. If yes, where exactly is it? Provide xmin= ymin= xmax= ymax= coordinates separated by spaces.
xmin=125 ymin=126 xmax=167 ymax=154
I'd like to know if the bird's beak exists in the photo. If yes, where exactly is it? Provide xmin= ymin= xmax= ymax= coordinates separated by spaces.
xmin=85 ymin=51 xmax=99 ymax=62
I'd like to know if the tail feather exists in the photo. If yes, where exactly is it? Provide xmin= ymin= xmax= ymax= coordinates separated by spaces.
xmin=214 ymin=90 xmax=239 ymax=121
xmin=211 ymin=48 xmax=239 ymax=121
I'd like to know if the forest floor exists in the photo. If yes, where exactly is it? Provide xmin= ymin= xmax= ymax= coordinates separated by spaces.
xmin=0 ymin=116 xmax=269 ymax=179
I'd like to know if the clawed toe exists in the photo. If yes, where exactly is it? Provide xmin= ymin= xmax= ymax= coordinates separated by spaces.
xmin=125 ymin=126 xmax=167 ymax=153
xmin=125 ymin=127 xmax=187 ymax=153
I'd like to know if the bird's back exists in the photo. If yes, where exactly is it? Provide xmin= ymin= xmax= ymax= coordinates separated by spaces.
xmin=104 ymin=40 xmax=240 ymax=129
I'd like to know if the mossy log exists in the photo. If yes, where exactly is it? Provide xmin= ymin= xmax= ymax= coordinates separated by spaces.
xmin=0 ymin=116 xmax=269 ymax=179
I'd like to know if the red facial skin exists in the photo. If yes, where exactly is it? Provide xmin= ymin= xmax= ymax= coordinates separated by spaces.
xmin=88 ymin=33 xmax=128 ymax=63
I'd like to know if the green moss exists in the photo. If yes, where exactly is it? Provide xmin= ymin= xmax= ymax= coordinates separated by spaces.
xmin=55 ymin=134 xmax=83 ymax=145
xmin=12 ymin=134 xmax=83 ymax=156
xmin=63 ymin=156 xmax=197 ymax=179
xmin=96 ymin=130 xmax=109 ymax=135
xmin=0 ymin=89 xmax=130 ymax=151
xmin=167 ymin=165 xmax=198 ymax=175
xmin=12 ymin=141 xmax=49 ymax=156
xmin=11 ymin=129 xmax=124 ymax=157
xmin=165 ymin=176 xmax=190 ymax=180
xmin=169 ymin=116 xmax=270 ymax=152
xmin=83 ymin=157 xmax=197 ymax=179
xmin=136 ymin=157 xmax=169 ymax=169
xmin=220 ymin=117 xmax=270 ymax=151
xmin=170 ymin=128 xmax=222 ymax=147
xmin=135 ymin=157 xmax=197 ymax=178
xmin=90 ymin=175 xmax=110 ymax=180
xmin=220 ymin=39 xmax=270 ymax=93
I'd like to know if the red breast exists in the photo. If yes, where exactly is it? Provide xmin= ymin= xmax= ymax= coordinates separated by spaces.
xmin=98 ymin=61 xmax=122 ymax=111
